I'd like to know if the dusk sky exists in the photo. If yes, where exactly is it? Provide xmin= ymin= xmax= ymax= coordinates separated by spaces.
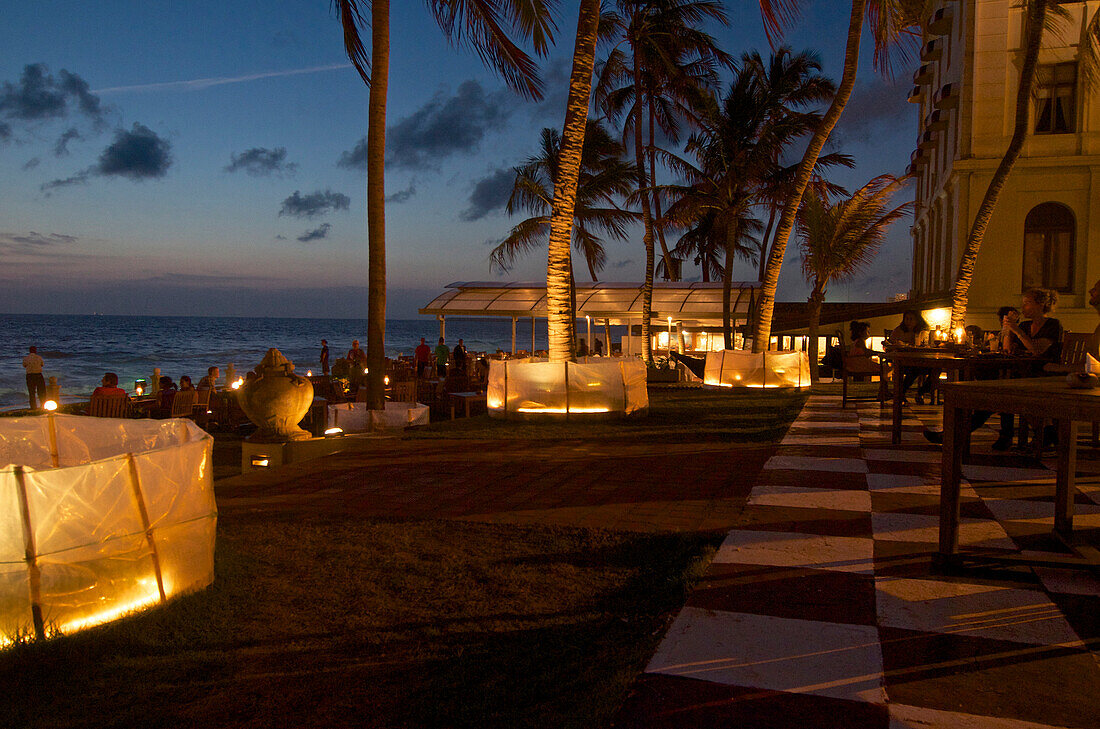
xmin=1 ymin=1 xmax=918 ymax=319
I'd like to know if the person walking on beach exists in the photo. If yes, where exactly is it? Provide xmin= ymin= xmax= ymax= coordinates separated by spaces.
xmin=414 ymin=337 xmax=432 ymax=378
xmin=22 ymin=346 xmax=46 ymax=410
xmin=434 ymin=337 xmax=450 ymax=378
xmin=453 ymin=338 xmax=468 ymax=373
xmin=320 ymin=339 xmax=330 ymax=375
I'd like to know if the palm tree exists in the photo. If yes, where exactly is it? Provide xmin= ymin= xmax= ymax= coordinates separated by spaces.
xmin=663 ymin=47 xmax=836 ymax=349
xmin=597 ymin=0 xmax=730 ymax=364
xmin=334 ymin=1 xmax=556 ymax=407
xmin=546 ymin=0 xmax=602 ymax=363
xmin=490 ymin=121 xmax=638 ymax=281
xmin=752 ymin=0 xmax=922 ymax=352
xmin=798 ymin=174 xmax=912 ymax=381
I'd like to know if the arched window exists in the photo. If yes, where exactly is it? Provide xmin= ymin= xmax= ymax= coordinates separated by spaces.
xmin=1022 ymin=203 xmax=1074 ymax=292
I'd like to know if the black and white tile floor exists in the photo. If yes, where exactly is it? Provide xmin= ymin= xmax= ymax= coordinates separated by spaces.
xmin=616 ymin=395 xmax=1100 ymax=728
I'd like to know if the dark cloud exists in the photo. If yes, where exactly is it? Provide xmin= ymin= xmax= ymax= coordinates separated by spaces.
xmin=95 ymin=123 xmax=172 ymax=179
xmin=40 ymin=172 xmax=90 ymax=192
xmin=385 ymin=184 xmax=416 ymax=203
xmin=22 ymin=157 xmax=39 ymax=170
xmin=337 ymin=137 xmax=367 ymax=170
xmin=225 ymin=146 xmax=298 ymax=176
xmin=610 ymin=259 xmax=634 ymax=269
xmin=460 ymin=168 xmax=515 ymax=221
xmin=830 ymin=78 xmax=914 ymax=146
xmin=0 ymin=64 xmax=104 ymax=123
xmin=0 ymin=231 xmax=79 ymax=254
xmin=387 ymin=80 xmax=512 ymax=170
xmin=279 ymin=189 xmax=350 ymax=218
xmin=274 ymin=234 xmax=287 ymax=240
xmin=297 ymin=223 xmax=331 ymax=242
xmin=53 ymin=127 xmax=81 ymax=156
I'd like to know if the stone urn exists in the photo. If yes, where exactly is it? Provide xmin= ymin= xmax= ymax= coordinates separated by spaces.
xmin=239 ymin=348 xmax=315 ymax=442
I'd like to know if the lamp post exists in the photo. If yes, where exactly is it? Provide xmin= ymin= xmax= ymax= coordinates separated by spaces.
xmin=667 ymin=317 xmax=672 ymax=355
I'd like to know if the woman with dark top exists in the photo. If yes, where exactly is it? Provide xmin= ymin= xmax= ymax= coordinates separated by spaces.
xmin=888 ymin=310 xmax=934 ymax=402
xmin=927 ymin=289 xmax=1062 ymax=450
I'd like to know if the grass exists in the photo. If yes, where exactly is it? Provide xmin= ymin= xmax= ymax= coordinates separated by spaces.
xmin=407 ymin=384 xmax=809 ymax=442
xmin=0 ymin=517 xmax=720 ymax=729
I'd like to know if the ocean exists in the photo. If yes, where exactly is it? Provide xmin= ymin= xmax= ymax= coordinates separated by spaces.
xmin=1 ymin=314 xmax=562 ymax=410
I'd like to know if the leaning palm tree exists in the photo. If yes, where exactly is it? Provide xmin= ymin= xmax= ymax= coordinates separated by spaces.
xmin=334 ymin=1 xmax=556 ymax=407
xmin=546 ymin=0 xmax=603 ymax=362
xmin=597 ymin=0 xmax=731 ymax=364
xmin=490 ymin=121 xmax=638 ymax=281
xmin=751 ymin=0 xmax=923 ymax=352
xmin=798 ymin=174 xmax=912 ymax=381
xmin=663 ymin=47 xmax=837 ymax=349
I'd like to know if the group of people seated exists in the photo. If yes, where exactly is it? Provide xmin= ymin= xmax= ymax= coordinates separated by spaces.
xmin=90 ymin=366 xmax=222 ymax=420
xmin=844 ymin=287 xmax=1063 ymax=451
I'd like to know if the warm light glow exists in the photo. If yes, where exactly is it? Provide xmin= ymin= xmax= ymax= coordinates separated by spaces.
xmin=324 ymin=427 xmax=344 ymax=436
xmin=230 ymin=378 xmax=243 ymax=390
xmin=58 ymin=581 xmax=163 ymax=635
xmin=251 ymin=456 xmax=270 ymax=467
xmin=384 ymin=375 xmax=390 ymax=385
xmin=925 ymin=307 xmax=952 ymax=327
xmin=135 ymin=386 xmax=144 ymax=396
xmin=307 ymin=370 xmax=312 ymax=377
xmin=516 ymin=406 xmax=611 ymax=414
xmin=487 ymin=399 xmax=503 ymax=409
xmin=43 ymin=400 xmax=57 ymax=411
xmin=363 ymin=368 xmax=368 ymax=374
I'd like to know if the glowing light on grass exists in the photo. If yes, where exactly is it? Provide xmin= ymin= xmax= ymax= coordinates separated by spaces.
xmin=516 ymin=406 xmax=611 ymax=414
xmin=58 ymin=580 xmax=164 ymax=635
xmin=324 ymin=427 xmax=344 ymax=436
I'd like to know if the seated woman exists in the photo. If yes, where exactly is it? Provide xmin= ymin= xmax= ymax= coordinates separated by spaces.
xmin=888 ymin=310 xmax=934 ymax=402
xmin=845 ymin=321 xmax=882 ymax=379
xmin=178 ymin=375 xmax=195 ymax=391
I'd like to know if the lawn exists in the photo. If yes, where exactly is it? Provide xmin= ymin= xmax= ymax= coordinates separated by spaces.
xmin=408 ymin=384 xmax=809 ymax=442
xmin=0 ymin=517 xmax=720 ymax=729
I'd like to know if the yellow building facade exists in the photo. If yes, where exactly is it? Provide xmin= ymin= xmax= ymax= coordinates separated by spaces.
xmin=909 ymin=0 xmax=1100 ymax=333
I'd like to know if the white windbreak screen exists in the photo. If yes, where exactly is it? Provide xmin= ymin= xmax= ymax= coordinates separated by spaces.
xmin=0 ymin=414 xmax=216 ymax=642
xmin=702 ymin=350 xmax=810 ymax=388
xmin=487 ymin=358 xmax=648 ymax=417
xmin=326 ymin=401 xmax=429 ymax=431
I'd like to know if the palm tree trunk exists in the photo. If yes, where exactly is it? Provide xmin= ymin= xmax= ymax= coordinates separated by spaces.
xmin=722 ymin=220 xmax=738 ymax=350
xmin=633 ymin=51 xmax=657 ymax=365
xmin=365 ymin=0 xmax=389 ymax=409
xmin=648 ymin=102 xmax=676 ymax=280
xmin=546 ymin=0 xmax=600 ymax=363
xmin=758 ymin=203 xmax=777 ymax=281
xmin=807 ymin=283 xmax=825 ymax=383
xmin=950 ymin=0 xmax=1047 ymax=328
xmin=751 ymin=0 xmax=866 ymax=352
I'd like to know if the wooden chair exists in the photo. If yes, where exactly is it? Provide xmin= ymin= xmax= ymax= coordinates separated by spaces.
xmin=841 ymin=354 xmax=887 ymax=408
xmin=391 ymin=380 xmax=417 ymax=403
xmin=1045 ymin=332 xmax=1090 ymax=374
xmin=89 ymin=395 xmax=130 ymax=418
xmin=169 ymin=389 xmax=197 ymax=418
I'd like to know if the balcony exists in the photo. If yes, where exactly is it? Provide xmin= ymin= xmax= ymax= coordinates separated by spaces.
xmin=908 ymin=85 xmax=923 ymax=104
xmin=922 ymin=39 xmax=942 ymax=62
xmin=933 ymin=83 xmax=959 ymax=110
xmin=927 ymin=5 xmax=954 ymax=36
xmin=924 ymin=109 xmax=948 ymax=132
xmin=910 ymin=148 xmax=930 ymax=166
xmin=918 ymin=130 xmax=936 ymax=150
xmin=913 ymin=64 xmax=933 ymax=85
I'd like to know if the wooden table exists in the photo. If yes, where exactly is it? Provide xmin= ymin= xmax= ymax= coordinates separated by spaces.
xmin=882 ymin=350 xmax=1042 ymax=444
xmin=938 ymin=377 xmax=1100 ymax=570
xmin=449 ymin=391 xmax=485 ymax=419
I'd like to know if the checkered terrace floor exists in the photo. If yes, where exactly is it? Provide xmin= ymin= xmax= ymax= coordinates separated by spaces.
xmin=615 ymin=394 xmax=1100 ymax=729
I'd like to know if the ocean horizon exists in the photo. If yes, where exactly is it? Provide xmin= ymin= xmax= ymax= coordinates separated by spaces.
xmin=1 ymin=313 xmax=576 ymax=409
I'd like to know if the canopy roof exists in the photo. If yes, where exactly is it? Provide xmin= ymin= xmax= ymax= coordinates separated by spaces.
xmin=419 ymin=281 xmax=760 ymax=325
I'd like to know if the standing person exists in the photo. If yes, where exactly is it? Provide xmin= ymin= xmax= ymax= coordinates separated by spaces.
xmin=414 ymin=337 xmax=432 ymax=378
xmin=434 ymin=337 xmax=450 ymax=378
xmin=593 ymin=338 xmax=603 ymax=356
xmin=22 ymin=346 xmax=46 ymax=410
xmin=453 ymin=338 xmax=468 ymax=373
xmin=346 ymin=339 xmax=368 ymax=390
xmin=198 ymin=366 xmax=219 ymax=391
xmin=320 ymin=339 xmax=330 ymax=376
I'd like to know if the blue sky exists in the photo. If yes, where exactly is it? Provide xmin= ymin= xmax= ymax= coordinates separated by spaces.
xmin=0 ymin=1 xmax=918 ymax=318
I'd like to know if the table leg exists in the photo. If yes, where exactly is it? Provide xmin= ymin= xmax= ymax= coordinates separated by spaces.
xmin=1054 ymin=419 xmax=1078 ymax=536
xmin=892 ymin=364 xmax=904 ymax=445
xmin=938 ymin=399 xmax=966 ymax=560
